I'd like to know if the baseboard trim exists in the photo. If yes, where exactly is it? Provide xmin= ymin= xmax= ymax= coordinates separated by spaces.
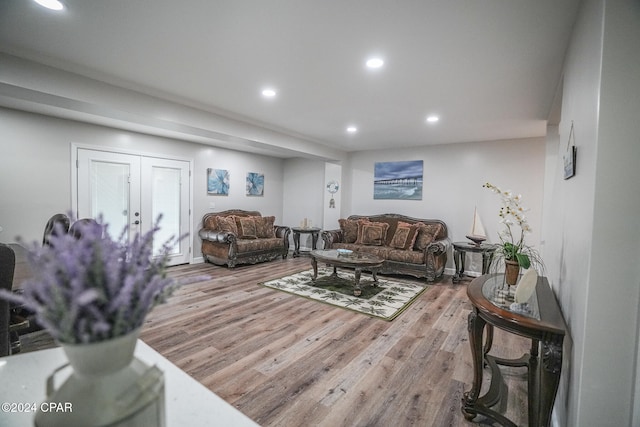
xmin=444 ymin=267 xmax=481 ymax=278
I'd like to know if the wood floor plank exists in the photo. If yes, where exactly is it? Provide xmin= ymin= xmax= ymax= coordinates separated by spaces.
xmin=137 ymin=257 xmax=530 ymax=427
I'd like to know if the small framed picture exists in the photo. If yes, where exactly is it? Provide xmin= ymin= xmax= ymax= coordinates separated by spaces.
xmin=246 ymin=172 xmax=264 ymax=196
xmin=207 ymin=168 xmax=230 ymax=195
xmin=563 ymin=146 xmax=576 ymax=180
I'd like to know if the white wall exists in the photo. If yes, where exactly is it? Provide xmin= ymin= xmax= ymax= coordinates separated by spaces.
xmin=346 ymin=138 xmax=546 ymax=272
xmin=0 ymin=107 xmax=286 ymax=260
xmin=541 ymin=1 xmax=640 ymax=425
xmin=282 ymin=158 xmax=325 ymax=250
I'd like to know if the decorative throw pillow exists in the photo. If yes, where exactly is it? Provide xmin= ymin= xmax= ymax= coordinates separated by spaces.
xmin=414 ymin=223 xmax=443 ymax=251
xmin=357 ymin=221 xmax=390 ymax=246
xmin=339 ymin=218 xmax=361 ymax=243
xmin=354 ymin=219 xmax=372 ymax=244
xmin=204 ymin=215 xmax=218 ymax=230
xmin=217 ymin=215 xmax=238 ymax=235
xmin=390 ymin=222 xmax=420 ymax=250
xmin=235 ymin=216 xmax=257 ymax=239
xmin=254 ymin=216 xmax=276 ymax=238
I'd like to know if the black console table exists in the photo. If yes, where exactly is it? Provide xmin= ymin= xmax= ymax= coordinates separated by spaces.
xmin=462 ymin=274 xmax=566 ymax=427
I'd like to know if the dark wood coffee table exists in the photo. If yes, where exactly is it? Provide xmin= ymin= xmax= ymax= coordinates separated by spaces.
xmin=310 ymin=249 xmax=384 ymax=296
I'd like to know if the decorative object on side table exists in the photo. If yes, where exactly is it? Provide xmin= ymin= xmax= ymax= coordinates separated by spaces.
xmin=483 ymin=182 xmax=544 ymax=286
xmin=465 ymin=206 xmax=487 ymax=246
xmin=511 ymin=268 xmax=539 ymax=314
xmin=0 ymin=216 xmax=198 ymax=426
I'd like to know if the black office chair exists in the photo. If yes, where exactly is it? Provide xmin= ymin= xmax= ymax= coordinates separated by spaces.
xmin=69 ymin=218 xmax=99 ymax=239
xmin=0 ymin=243 xmax=16 ymax=357
xmin=42 ymin=213 xmax=71 ymax=246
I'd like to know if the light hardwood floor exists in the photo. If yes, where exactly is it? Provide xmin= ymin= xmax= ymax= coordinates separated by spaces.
xmin=137 ymin=257 xmax=531 ymax=427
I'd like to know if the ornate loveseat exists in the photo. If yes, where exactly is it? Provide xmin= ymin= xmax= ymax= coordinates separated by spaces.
xmin=321 ymin=213 xmax=450 ymax=282
xmin=199 ymin=210 xmax=291 ymax=268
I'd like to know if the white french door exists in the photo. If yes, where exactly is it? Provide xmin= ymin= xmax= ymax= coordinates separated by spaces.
xmin=76 ymin=148 xmax=191 ymax=266
xmin=140 ymin=156 xmax=190 ymax=264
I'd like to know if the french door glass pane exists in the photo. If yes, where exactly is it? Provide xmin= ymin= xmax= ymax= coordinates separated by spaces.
xmin=90 ymin=161 xmax=129 ymax=236
xmin=151 ymin=166 xmax=181 ymax=255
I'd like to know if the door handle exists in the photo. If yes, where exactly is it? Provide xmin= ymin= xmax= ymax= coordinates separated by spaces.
xmin=133 ymin=220 xmax=140 ymax=225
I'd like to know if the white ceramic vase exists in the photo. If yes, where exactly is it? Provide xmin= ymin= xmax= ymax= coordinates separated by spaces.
xmin=61 ymin=327 xmax=141 ymax=377
xmin=35 ymin=327 xmax=167 ymax=427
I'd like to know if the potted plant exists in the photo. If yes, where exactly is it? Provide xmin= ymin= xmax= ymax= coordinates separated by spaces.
xmin=483 ymin=182 xmax=544 ymax=285
xmin=0 ymin=215 xmax=209 ymax=424
xmin=0 ymin=215 xmax=191 ymax=351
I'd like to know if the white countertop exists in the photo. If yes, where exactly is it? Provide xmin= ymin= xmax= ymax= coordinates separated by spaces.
xmin=0 ymin=340 xmax=260 ymax=427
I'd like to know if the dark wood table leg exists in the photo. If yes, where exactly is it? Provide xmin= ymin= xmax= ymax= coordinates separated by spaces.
xmin=331 ymin=265 xmax=338 ymax=278
xmin=482 ymin=251 xmax=495 ymax=274
xmin=293 ymin=231 xmax=301 ymax=257
xmin=462 ymin=308 xmax=486 ymax=420
xmin=311 ymin=231 xmax=319 ymax=250
xmin=538 ymin=336 xmax=563 ymax=427
xmin=353 ymin=268 xmax=362 ymax=296
xmin=453 ymin=248 xmax=464 ymax=283
xmin=311 ymin=256 xmax=318 ymax=281
xmin=483 ymin=324 xmax=494 ymax=357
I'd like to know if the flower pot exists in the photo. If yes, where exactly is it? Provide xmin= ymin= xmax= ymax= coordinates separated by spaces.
xmin=61 ymin=327 xmax=141 ymax=377
xmin=504 ymin=260 xmax=520 ymax=286
xmin=35 ymin=327 xmax=166 ymax=427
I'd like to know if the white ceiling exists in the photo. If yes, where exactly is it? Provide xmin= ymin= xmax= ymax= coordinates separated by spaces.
xmin=0 ymin=0 xmax=580 ymax=154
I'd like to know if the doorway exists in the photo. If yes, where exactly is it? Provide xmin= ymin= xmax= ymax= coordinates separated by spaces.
xmin=74 ymin=147 xmax=191 ymax=266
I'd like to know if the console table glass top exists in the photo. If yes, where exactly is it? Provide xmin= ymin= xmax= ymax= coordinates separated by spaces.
xmin=480 ymin=274 xmax=541 ymax=321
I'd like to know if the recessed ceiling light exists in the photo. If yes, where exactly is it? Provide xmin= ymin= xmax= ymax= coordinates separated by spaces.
xmin=366 ymin=58 xmax=384 ymax=69
xmin=346 ymin=126 xmax=358 ymax=133
xmin=34 ymin=0 xmax=64 ymax=10
xmin=426 ymin=115 xmax=440 ymax=123
xmin=261 ymin=88 xmax=276 ymax=98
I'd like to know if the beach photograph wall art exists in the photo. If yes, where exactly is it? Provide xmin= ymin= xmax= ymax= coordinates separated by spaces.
xmin=373 ymin=160 xmax=423 ymax=200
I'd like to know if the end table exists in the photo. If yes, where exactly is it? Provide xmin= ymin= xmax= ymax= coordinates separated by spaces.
xmin=292 ymin=227 xmax=321 ymax=257
xmin=452 ymin=241 xmax=497 ymax=283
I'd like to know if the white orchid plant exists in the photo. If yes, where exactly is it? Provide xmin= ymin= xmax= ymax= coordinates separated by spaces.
xmin=483 ymin=182 xmax=543 ymax=272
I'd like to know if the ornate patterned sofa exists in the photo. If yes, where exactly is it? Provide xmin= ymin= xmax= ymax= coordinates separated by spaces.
xmin=321 ymin=213 xmax=450 ymax=282
xmin=199 ymin=210 xmax=291 ymax=268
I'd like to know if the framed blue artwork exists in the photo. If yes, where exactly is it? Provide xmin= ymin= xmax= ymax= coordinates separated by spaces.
xmin=246 ymin=172 xmax=264 ymax=196
xmin=374 ymin=160 xmax=423 ymax=200
xmin=207 ymin=168 xmax=230 ymax=195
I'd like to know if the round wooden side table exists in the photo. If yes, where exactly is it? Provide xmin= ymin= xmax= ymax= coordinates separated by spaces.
xmin=291 ymin=227 xmax=321 ymax=257
xmin=452 ymin=241 xmax=497 ymax=283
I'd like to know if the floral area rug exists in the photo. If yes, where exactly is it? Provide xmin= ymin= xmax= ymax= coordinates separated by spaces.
xmin=259 ymin=268 xmax=429 ymax=321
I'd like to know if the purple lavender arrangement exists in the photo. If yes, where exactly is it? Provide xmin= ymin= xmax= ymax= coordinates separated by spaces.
xmin=0 ymin=218 xmax=184 ymax=344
